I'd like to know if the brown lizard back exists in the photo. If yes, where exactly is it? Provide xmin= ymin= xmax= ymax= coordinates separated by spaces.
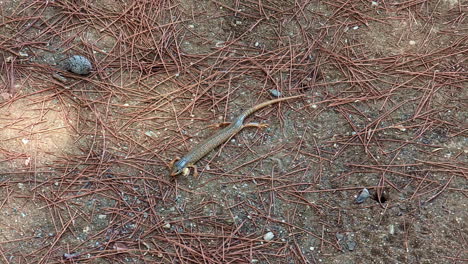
xmin=170 ymin=95 xmax=303 ymax=176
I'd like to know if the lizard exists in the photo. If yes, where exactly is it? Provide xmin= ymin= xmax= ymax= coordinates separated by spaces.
xmin=169 ymin=95 xmax=303 ymax=177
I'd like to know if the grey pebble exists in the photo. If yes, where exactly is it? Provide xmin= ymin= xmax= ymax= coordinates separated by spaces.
xmin=347 ymin=240 xmax=357 ymax=251
xmin=355 ymin=188 xmax=370 ymax=203
xmin=269 ymin=89 xmax=282 ymax=97
xmin=336 ymin=233 xmax=345 ymax=241
xmin=62 ymin=55 xmax=92 ymax=75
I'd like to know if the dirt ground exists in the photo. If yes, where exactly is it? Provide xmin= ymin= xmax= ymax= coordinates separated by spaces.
xmin=0 ymin=0 xmax=466 ymax=263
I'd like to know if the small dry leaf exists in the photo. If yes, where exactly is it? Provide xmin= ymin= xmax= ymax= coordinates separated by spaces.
xmin=392 ymin=125 xmax=407 ymax=131
xmin=113 ymin=242 xmax=128 ymax=252
xmin=1 ymin=92 xmax=11 ymax=100
xmin=142 ymin=241 xmax=152 ymax=250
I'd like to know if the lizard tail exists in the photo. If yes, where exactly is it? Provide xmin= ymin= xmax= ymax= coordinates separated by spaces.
xmin=237 ymin=95 xmax=304 ymax=122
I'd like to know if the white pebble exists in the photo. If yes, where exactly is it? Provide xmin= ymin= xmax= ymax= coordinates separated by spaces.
xmin=263 ymin=231 xmax=274 ymax=241
xmin=98 ymin=214 xmax=107 ymax=219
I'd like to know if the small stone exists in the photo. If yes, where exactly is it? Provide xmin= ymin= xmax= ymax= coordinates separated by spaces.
xmin=355 ymin=188 xmax=370 ymax=204
xmin=63 ymin=252 xmax=80 ymax=260
xmin=145 ymin=131 xmax=157 ymax=137
xmin=62 ymin=55 xmax=93 ymax=75
xmin=371 ymin=1 xmax=378 ymax=6
xmin=163 ymin=223 xmax=171 ymax=229
xmin=263 ymin=231 xmax=275 ymax=241
xmin=269 ymin=89 xmax=282 ymax=97
xmin=17 ymin=183 xmax=25 ymax=190
xmin=98 ymin=214 xmax=107 ymax=219
xmin=409 ymin=40 xmax=416 ymax=45
xmin=336 ymin=233 xmax=345 ymax=241
xmin=347 ymin=240 xmax=356 ymax=251
xmin=353 ymin=26 xmax=359 ymax=30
